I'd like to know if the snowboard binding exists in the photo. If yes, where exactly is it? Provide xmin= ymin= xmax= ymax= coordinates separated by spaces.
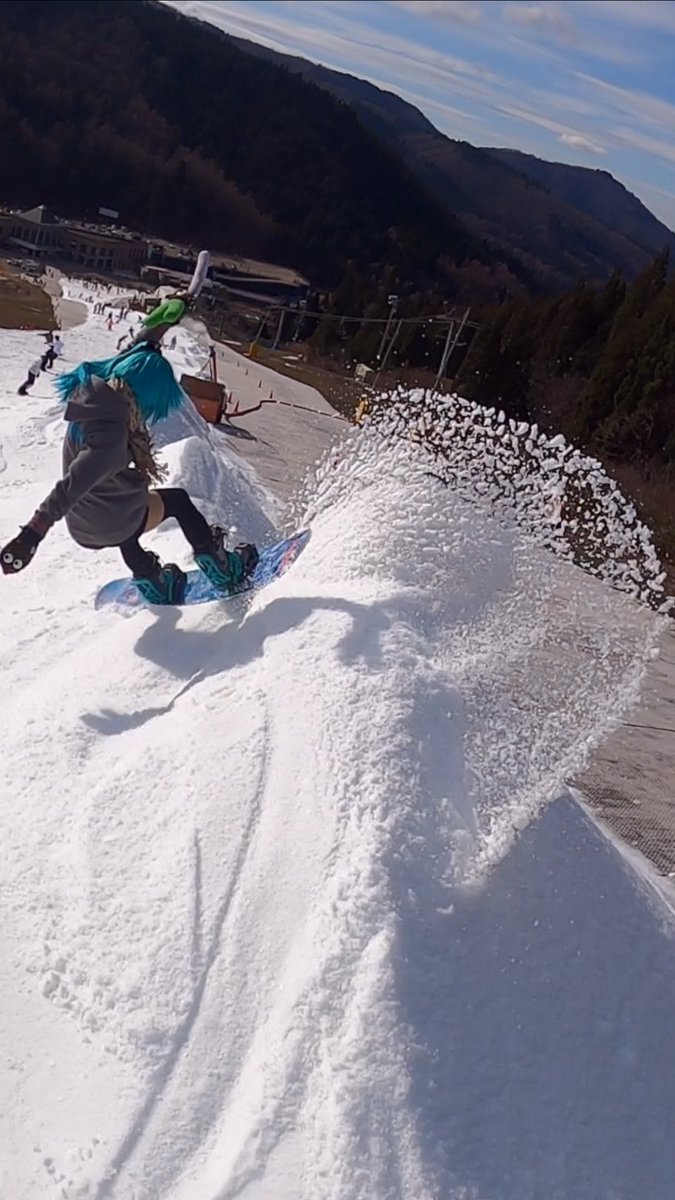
xmin=133 ymin=554 xmax=187 ymax=605
xmin=194 ymin=526 xmax=259 ymax=594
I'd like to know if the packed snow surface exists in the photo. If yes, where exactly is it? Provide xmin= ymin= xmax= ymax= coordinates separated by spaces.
xmin=1 ymin=283 xmax=675 ymax=1200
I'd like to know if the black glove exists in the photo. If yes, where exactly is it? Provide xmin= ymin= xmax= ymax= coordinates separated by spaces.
xmin=1 ymin=525 xmax=43 ymax=574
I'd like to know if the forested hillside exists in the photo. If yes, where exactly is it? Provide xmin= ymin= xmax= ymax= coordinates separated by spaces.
xmin=457 ymin=250 xmax=675 ymax=551
xmin=0 ymin=0 xmax=531 ymax=306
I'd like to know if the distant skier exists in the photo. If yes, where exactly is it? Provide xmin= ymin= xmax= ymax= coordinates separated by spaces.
xmin=17 ymin=355 xmax=43 ymax=395
xmin=1 ymin=298 xmax=258 ymax=604
xmin=42 ymin=334 xmax=62 ymax=370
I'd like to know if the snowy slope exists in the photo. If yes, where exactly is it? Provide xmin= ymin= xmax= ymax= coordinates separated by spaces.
xmin=1 ymin=285 xmax=675 ymax=1200
xmin=212 ymin=340 xmax=346 ymax=510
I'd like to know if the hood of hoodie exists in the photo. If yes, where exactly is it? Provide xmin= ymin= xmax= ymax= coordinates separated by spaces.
xmin=64 ymin=375 xmax=128 ymax=425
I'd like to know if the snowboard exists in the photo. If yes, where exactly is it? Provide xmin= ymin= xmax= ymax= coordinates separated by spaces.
xmin=95 ymin=529 xmax=310 ymax=612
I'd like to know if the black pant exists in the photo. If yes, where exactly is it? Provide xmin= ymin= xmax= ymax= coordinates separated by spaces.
xmin=119 ymin=488 xmax=213 ymax=577
xmin=18 ymin=371 xmax=37 ymax=395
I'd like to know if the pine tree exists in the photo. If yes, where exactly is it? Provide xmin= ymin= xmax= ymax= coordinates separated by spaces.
xmin=576 ymin=250 xmax=670 ymax=441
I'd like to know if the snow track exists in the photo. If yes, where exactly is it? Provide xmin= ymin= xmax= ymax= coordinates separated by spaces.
xmin=1 ymin=285 xmax=675 ymax=1199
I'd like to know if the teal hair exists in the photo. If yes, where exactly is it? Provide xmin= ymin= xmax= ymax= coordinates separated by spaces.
xmin=55 ymin=344 xmax=185 ymax=425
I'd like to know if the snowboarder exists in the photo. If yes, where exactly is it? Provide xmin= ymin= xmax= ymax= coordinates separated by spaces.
xmin=1 ymin=333 xmax=258 ymax=604
xmin=17 ymin=355 xmax=43 ymax=395
xmin=42 ymin=334 xmax=62 ymax=370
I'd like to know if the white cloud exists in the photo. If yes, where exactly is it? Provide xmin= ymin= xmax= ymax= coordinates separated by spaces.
xmin=545 ymin=92 xmax=604 ymax=119
xmin=496 ymin=102 xmax=600 ymax=147
xmin=611 ymin=127 xmax=675 ymax=170
xmin=577 ymin=73 xmax=675 ymax=132
xmin=560 ymin=132 xmax=605 ymax=155
xmin=580 ymin=0 xmax=675 ymax=34
xmin=504 ymin=3 xmax=579 ymax=44
xmin=576 ymin=74 xmax=675 ymax=169
xmin=390 ymin=0 xmax=484 ymax=21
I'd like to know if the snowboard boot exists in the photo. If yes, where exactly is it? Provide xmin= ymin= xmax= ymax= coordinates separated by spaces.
xmin=133 ymin=553 xmax=187 ymax=605
xmin=194 ymin=525 xmax=259 ymax=594
xmin=234 ymin=541 xmax=259 ymax=578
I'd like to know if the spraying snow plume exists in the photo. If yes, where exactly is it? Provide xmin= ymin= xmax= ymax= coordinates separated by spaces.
xmin=298 ymin=405 xmax=665 ymax=874
xmin=365 ymin=387 xmax=669 ymax=611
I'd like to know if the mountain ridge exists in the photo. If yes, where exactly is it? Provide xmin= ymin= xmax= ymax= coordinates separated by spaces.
xmin=486 ymin=146 xmax=674 ymax=255
xmin=219 ymin=27 xmax=675 ymax=287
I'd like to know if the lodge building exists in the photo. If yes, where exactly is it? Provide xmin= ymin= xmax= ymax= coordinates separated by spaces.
xmin=0 ymin=205 xmax=147 ymax=273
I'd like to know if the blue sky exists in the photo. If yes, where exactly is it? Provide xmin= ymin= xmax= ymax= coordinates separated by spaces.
xmin=167 ymin=0 xmax=675 ymax=230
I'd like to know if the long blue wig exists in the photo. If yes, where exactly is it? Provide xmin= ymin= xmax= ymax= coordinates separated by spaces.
xmin=55 ymin=344 xmax=185 ymax=425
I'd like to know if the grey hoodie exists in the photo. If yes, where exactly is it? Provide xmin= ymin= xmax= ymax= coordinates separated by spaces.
xmin=32 ymin=376 xmax=149 ymax=548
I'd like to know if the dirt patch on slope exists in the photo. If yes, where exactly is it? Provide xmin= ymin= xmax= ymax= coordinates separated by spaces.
xmin=0 ymin=260 xmax=54 ymax=330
